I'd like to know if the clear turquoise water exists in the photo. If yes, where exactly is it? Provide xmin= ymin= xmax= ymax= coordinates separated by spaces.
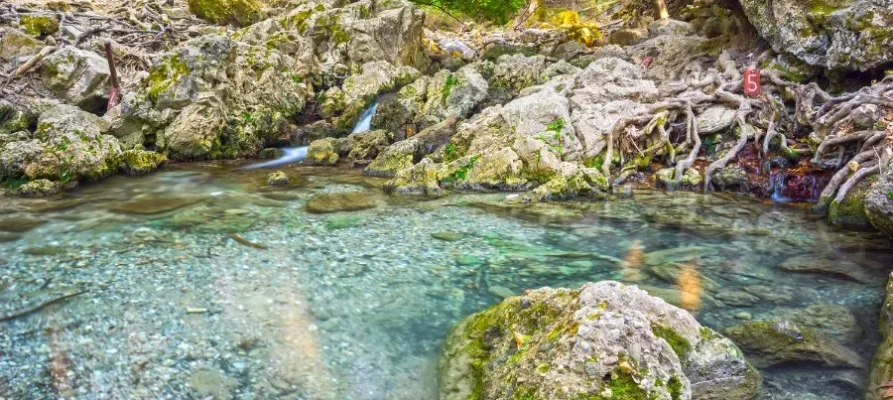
xmin=0 ymin=163 xmax=890 ymax=400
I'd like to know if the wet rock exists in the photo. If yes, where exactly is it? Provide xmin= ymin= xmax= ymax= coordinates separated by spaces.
xmin=108 ymin=196 xmax=205 ymax=215
xmin=346 ymin=130 xmax=390 ymax=165
xmin=258 ymin=148 xmax=282 ymax=159
xmin=120 ymin=150 xmax=167 ymax=176
xmin=306 ymin=137 xmax=345 ymax=165
xmin=715 ymin=291 xmax=760 ymax=307
xmin=189 ymin=368 xmax=237 ymax=400
xmin=305 ymin=192 xmax=377 ymax=213
xmin=851 ymin=104 xmax=882 ymax=129
xmin=778 ymin=254 xmax=871 ymax=282
xmin=266 ymin=171 xmax=290 ymax=186
xmin=867 ymin=272 xmax=893 ymax=400
xmin=761 ymin=304 xmax=861 ymax=343
xmin=739 ymin=0 xmax=893 ymax=70
xmin=0 ymin=217 xmax=46 ymax=233
xmin=440 ymin=282 xmax=760 ymax=400
xmin=488 ymin=285 xmax=515 ymax=299
xmin=697 ymin=106 xmax=736 ymax=134
xmin=158 ymin=98 xmax=227 ymax=159
xmin=324 ymin=215 xmax=363 ymax=230
xmin=828 ymin=178 xmax=873 ymax=231
xmin=0 ymin=232 xmax=20 ymax=243
xmin=384 ymin=158 xmax=445 ymax=198
xmin=40 ymin=46 xmax=110 ymax=111
xmin=712 ymin=166 xmax=749 ymax=189
xmin=12 ymin=179 xmax=60 ymax=197
xmin=724 ymin=320 xmax=864 ymax=368
xmin=431 ymin=231 xmax=464 ymax=242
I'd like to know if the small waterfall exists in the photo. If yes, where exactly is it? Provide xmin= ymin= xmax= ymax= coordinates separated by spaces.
xmin=351 ymin=101 xmax=379 ymax=134
xmin=769 ymin=172 xmax=821 ymax=202
xmin=241 ymin=147 xmax=308 ymax=170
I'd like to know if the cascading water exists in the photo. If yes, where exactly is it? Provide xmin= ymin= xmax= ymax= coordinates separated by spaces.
xmin=769 ymin=172 xmax=822 ymax=202
xmin=241 ymin=147 xmax=308 ymax=169
xmin=351 ymin=101 xmax=378 ymax=134
xmin=241 ymin=102 xmax=379 ymax=169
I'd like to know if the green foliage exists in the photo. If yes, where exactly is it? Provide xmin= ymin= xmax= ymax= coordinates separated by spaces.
xmin=2 ymin=177 xmax=28 ymax=189
xmin=886 ymin=190 xmax=893 ymax=200
xmin=442 ymin=75 xmax=458 ymax=104
xmin=416 ymin=0 xmax=527 ymax=25
xmin=547 ymin=118 xmax=564 ymax=135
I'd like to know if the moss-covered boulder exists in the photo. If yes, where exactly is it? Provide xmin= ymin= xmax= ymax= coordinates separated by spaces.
xmin=739 ymin=0 xmax=893 ymax=71
xmin=320 ymin=61 xmax=421 ymax=130
xmin=0 ymin=28 xmax=42 ymax=62
xmin=188 ymin=0 xmax=264 ymax=26
xmin=0 ymin=104 xmax=121 ymax=185
xmin=827 ymin=178 xmax=874 ymax=230
xmin=266 ymin=170 xmax=290 ymax=186
xmin=120 ymin=149 xmax=167 ymax=176
xmin=384 ymin=157 xmax=444 ymax=197
xmin=19 ymin=15 xmax=59 ymax=37
xmin=305 ymin=137 xmax=345 ymax=165
xmin=440 ymin=281 xmax=761 ymax=400
xmin=724 ymin=319 xmax=864 ymax=368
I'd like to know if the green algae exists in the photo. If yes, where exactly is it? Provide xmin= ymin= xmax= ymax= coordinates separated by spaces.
xmin=651 ymin=323 xmax=692 ymax=359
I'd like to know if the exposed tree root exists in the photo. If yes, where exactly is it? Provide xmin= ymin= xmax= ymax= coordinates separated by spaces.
xmin=594 ymin=57 xmax=890 ymax=209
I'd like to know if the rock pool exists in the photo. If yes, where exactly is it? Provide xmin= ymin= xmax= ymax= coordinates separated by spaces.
xmin=0 ymin=164 xmax=890 ymax=400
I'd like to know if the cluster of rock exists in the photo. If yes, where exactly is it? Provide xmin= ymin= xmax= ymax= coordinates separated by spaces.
xmin=1 ymin=0 xmax=426 ymax=193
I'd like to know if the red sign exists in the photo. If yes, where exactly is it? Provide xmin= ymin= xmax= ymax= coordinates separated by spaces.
xmin=743 ymin=68 xmax=761 ymax=97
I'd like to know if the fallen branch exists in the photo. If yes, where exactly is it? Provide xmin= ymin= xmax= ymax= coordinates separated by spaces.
xmin=0 ymin=290 xmax=89 ymax=322
xmin=228 ymin=233 xmax=268 ymax=250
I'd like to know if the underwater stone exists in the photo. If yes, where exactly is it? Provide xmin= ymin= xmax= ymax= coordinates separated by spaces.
xmin=266 ymin=171 xmax=290 ymax=186
xmin=724 ymin=319 xmax=864 ymax=369
xmin=305 ymin=192 xmax=377 ymax=214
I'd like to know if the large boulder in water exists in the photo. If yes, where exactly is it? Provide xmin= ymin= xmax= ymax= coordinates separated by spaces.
xmin=739 ymin=0 xmax=893 ymax=71
xmin=440 ymin=281 xmax=761 ymax=400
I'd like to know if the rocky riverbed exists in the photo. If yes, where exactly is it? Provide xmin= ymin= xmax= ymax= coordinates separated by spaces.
xmin=0 ymin=164 xmax=891 ymax=399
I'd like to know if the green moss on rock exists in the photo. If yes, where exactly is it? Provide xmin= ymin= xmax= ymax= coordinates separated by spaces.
xmin=188 ymin=0 xmax=262 ymax=26
xmin=121 ymin=150 xmax=167 ymax=176
xmin=146 ymin=55 xmax=190 ymax=103
xmin=20 ymin=15 xmax=59 ymax=37
xmin=651 ymin=323 xmax=692 ymax=359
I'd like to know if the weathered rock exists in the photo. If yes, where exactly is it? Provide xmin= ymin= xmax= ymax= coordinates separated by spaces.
xmin=609 ymin=28 xmax=649 ymax=46
xmin=266 ymin=171 xmax=290 ymax=186
xmin=366 ymin=116 xmax=458 ymax=176
xmin=188 ymin=368 xmax=237 ymax=400
xmin=0 ymin=28 xmax=42 ymax=62
xmin=158 ymin=97 xmax=227 ymax=159
xmin=867 ymin=272 xmax=893 ymax=400
xmin=40 ymin=46 xmax=111 ymax=111
xmin=0 ymin=104 xmax=121 ymax=183
xmin=0 ymin=217 xmax=46 ymax=233
xmin=346 ymin=130 xmax=390 ymax=165
xmin=697 ymin=106 xmax=736 ymax=134
xmin=490 ymin=54 xmax=548 ymax=92
xmin=828 ymin=178 xmax=873 ymax=230
xmin=384 ymin=158 xmax=445 ymax=197
xmin=712 ymin=166 xmax=748 ymax=189
xmin=258 ymin=148 xmax=282 ymax=159
xmin=851 ymin=104 xmax=883 ymax=129
xmin=648 ymin=19 xmax=695 ymax=38
xmin=440 ymin=281 xmax=760 ymax=400
xmin=865 ymin=155 xmax=893 ymax=237
xmin=724 ymin=320 xmax=864 ymax=368
xmin=739 ymin=0 xmax=893 ymax=70
xmin=305 ymin=191 xmax=378 ymax=213
xmin=306 ymin=137 xmax=345 ymax=165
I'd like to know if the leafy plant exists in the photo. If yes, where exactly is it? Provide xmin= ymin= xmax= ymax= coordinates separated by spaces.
xmin=442 ymin=75 xmax=458 ymax=104
xmin=887 ymin=190 xmax=893 ymax=200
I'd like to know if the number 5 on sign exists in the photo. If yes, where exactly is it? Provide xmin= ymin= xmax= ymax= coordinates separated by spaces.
xmin=743 ymin=68 xmax=760 ymax=97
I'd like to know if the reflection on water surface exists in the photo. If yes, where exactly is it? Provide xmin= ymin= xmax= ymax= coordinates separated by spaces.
xmin=0 ymin=163 xmax=890 ymax=399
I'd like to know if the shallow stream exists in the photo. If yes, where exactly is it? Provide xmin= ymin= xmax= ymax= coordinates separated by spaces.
xmin=0 ymin=163 xmax=891 ymax=400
